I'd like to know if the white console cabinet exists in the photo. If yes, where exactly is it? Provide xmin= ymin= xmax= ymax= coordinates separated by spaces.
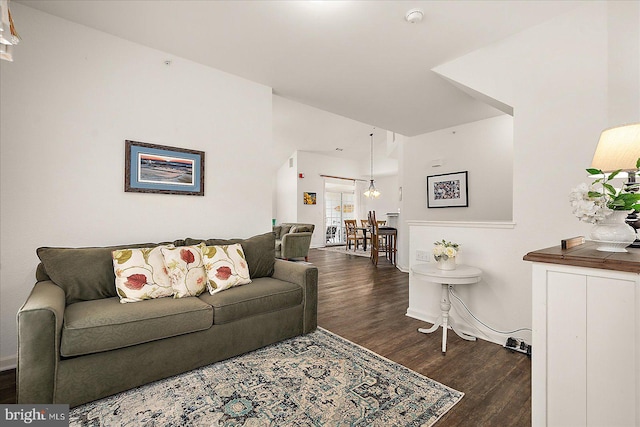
xmin=525 ymin=243 xmax=640 ymax=427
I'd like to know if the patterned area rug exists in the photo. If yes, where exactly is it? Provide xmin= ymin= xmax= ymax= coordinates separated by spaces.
xmin=69 ymin=329 xmax=463 ymax=426
xmin=318 ymin=245 xmax=371 ymax=258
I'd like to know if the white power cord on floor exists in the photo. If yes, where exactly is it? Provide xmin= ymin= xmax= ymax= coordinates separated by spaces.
xmin=448 ymin=286 xmax=532 ymax=335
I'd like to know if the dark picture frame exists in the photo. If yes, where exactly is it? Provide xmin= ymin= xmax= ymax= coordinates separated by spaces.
xmin=427 ymin=171 xmax=468 ymax=208
xmin=303 ymin=192 xmax=317 ymax=205
xmin=125 ymin=140 xmax=205 ymax=196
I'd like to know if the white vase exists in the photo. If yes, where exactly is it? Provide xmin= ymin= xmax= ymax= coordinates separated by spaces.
xmin=590 ymin=210 xmax=637 ymax=252
xmin=437 ymin=256 xmax=456 ymax=270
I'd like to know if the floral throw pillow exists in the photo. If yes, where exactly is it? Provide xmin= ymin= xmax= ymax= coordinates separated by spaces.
xmin=112 ymin=245 xmax=174 ymax=303
xmin=202 ymin=244 xmax=252 ymax=295
xmin=161 ymin=245 xmax=208 ymax=298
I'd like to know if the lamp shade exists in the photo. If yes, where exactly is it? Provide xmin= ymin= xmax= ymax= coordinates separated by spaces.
xmin=591 ymin=123 xmax=640 ymax=172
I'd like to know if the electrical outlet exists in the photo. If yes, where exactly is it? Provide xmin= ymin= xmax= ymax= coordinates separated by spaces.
xmin=504 ymin=337 xmax=531 ymax=357
xmin=416 ymin=250 xmax=430 ymax=261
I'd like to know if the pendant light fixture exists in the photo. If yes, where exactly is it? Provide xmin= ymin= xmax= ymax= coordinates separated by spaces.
xmin=364 ymin=131 xmax=380 ymax=198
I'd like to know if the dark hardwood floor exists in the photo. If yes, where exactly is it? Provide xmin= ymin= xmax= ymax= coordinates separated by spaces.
xmin=0 ymin=248 xmax=531 ymax=425
xmin=312 ymin=248 xmax=531 ymax=427
xmin=0 ymin=369 xmax=15 ymax=404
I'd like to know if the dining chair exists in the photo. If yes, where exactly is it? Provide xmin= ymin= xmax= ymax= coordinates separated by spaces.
xmin=368 ymin=211 xmax=397 ymax=266
xmin=359 ymin=219 xmax=372 ymax=248
xmin=368 ymin=211 xmax=381 ymax=265
xmin=344 ymin=219 xmax=363 ymax=251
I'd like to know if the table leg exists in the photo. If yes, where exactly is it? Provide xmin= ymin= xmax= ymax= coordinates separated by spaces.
xmin=417 ymin=284 xmax=453 ymax=353
xmin=449 ymin=317 xmax=477 ymax=341
xmin=418 ymin=315 xmax=442 ymax=334
xmin=439 ymin=283 xmax=451 ymax=353
xmin=363 ymin=229 xmax=367 ymax=251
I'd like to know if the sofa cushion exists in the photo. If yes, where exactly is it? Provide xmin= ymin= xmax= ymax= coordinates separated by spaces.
xmin=185 ymin=232 xmax=275 ymax=279
xmin=198 ymin=277 xmax=302 ymax=325
xmin=202 ymin=244 xmax=252 ymax=294
xmin=290 ymin=225 xmax=312 ymax=233
xmin=37 ymin=243 xmax=156 ymax=305
xmin=112 ymin=245 xmax=174 ymax=303
xmin=275 ymin=239 xmax=282 ymax=252
xmin=279 ymin=225 xmax=293 ymax=238
xmin=61 ymin=296 xmax=213 ymax=357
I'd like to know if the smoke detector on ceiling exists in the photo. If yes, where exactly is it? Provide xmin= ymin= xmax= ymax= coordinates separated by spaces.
xmin=405 ymin=9 xmax=424 ymax=24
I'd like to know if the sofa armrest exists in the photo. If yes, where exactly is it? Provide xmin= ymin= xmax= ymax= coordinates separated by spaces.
xmin=280 ymin=232 xmax=313 ymax=259
xmin=17 ymin=281 xmax=65 ymax=403
xmin=272 ymin=259 xmax=317 ymax=334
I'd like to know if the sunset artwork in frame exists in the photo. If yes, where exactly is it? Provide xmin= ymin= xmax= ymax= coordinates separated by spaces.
xmin=125 ymin=140 xmax=205 ymax=196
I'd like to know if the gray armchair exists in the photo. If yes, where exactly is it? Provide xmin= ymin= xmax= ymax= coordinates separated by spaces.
xmin=273 ymin=223 xmax=315 ymax=261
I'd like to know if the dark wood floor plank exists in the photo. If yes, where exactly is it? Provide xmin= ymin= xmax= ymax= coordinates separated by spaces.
xmin=0 ymin=248 xmax=531 ymax=426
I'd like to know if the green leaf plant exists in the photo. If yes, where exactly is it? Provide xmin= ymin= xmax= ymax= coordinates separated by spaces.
xmin=586 ymin=163 xmax=640 ymax=212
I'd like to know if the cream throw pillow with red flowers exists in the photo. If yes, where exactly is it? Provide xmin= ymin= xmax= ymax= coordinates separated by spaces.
xmin=161 ymin=245 xmax=208 ymax=298
xmin=112 ymin=245 xmax=174 ymax=303
xmin=202 ymin=244 xmax=252 ymax=294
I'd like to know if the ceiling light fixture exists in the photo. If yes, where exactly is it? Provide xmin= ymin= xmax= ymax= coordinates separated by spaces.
xmin=405 ymin=8 xmax=424 ymax=24
xmin=364 ymin=132 xmax=380 ymax=199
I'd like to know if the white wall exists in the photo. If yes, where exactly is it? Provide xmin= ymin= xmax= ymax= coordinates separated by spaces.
xmin=289 ymin=150 xmax=400 ymax=249
xmin=398 ymin=115 xmax=513 ymax=269
xmin=607 ymin=1 xmax=640 ymax=124
xmin=408 ymin=221 xmax=520 ymax=346
xmin=360 ymin=174 xmax=400 ymax=222
xmin=295 ymin=151 xmax=362 ymax=248
xmin=276 ymin=153 xmax=298 ymax=224
xmin=405 ymin=2 xmax=621 ymax=346
xmin=0 ymin=5 xmax=273 ymax=369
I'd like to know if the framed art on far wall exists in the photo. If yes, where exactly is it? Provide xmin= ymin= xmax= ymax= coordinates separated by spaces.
xmin=427 ymin=171 xmax=468 ymax=208
xmin=303 ymin=192 xmax=317 ymax=205
xmin=125 ymin=140 xmax=205 ymax=196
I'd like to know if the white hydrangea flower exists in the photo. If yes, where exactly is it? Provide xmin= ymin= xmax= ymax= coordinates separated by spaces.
xmin=569 ymin=183 xmax=614 ymax=224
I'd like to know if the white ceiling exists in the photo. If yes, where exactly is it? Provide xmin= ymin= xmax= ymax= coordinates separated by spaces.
xmin=17 ymin=0 xmax=583 ymax=168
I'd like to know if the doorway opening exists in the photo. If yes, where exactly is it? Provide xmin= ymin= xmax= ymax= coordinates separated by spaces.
xmin=324 ymin=181 xmax=356 ymax=246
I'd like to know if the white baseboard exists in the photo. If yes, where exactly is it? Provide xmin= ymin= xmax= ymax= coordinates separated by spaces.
xmin=1 ymin=355 xmax=17 ymax=371
xmin=396 ymin=263 xmax=409 ymax=273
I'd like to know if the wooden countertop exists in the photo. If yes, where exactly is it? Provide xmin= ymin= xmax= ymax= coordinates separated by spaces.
xmin=523 ymin=241 xmax=640 ymax=273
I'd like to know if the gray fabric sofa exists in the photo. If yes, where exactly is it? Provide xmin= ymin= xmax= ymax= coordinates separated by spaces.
xmin=273 ymin=223 xmax=315 ymax=261
xmin=17 ymin=232 xmax=318 ymax=408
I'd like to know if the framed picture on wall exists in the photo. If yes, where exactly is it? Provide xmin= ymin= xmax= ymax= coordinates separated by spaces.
xmin=303 ymin=192 xmax=317 ymax=205
xmin=427 ymin=171 xmax=468 ymax=208
xmin=125 ymin=140 xmax=205 ymax=196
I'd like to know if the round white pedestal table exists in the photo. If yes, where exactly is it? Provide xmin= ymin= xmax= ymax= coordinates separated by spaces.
xmin=411 ymin=263 xmax=482 ymax=353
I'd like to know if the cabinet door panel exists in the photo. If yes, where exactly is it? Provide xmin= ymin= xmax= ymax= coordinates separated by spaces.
xmin=547 ymin=271 xmax=587 ymax=427
xmin=586 ymin=275 xmax=637 ymax=427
